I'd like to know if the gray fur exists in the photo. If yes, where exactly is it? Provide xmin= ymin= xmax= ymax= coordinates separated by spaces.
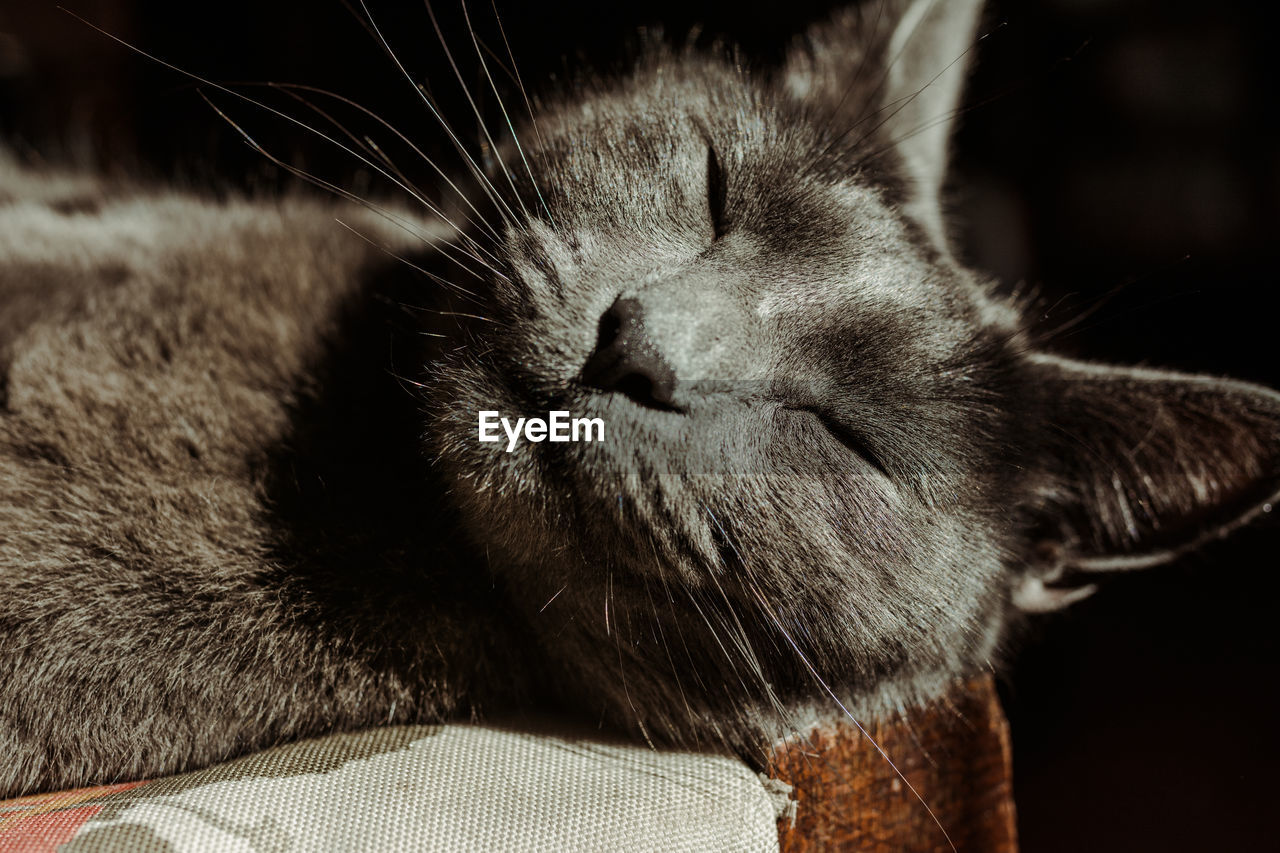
xmin=2 ymin=0 xmax=1278 ymax=796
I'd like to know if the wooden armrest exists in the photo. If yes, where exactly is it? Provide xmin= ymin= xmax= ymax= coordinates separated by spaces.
xmin=770 ymin=674 xmax=1017 ymax=852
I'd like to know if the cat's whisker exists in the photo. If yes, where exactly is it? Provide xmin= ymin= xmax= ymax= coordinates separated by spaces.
xmin=460 ymin=0 xmax=555 ymax=228
xmin=700 ymin=507 xmax=791 ymax=721
xmin=259 ymin=84 xmax=502 ymax=263
xmin=745 ymin=579 xmax=958 ymax=853
xmin=834 ymin=36 xmax=985 ymax=173
xmin=59 ymin=9 xmax=502 ymax=265
xmin=893 ymin=699 xmax=938 ymax=767
xmin=651 ymin=539 xmax=715 ymax=704
xmin=804 ymin=0 xmax=941 ymax=175
xmin=333 ymin=0 xmax=505 ymax=239
xmin=354 ymin=0 xmax=520 ymax=229
xmin=332 ymin=220 xmax=490 ymax=306
xmin=263 ymin=84 xmax=425 ymax=199
xmin=367 ymin=138 xmax=418 ymax=198
xmin=416 ymin=78 xmax=522 ymax=230
xmin=701 ymin=507 xmax=821 ymax=752
xmin=677 ymin=582 xmax=748 ymax=698
xmin=386 ymin=369 xmax=431 ymax=393
xmin=814 ymin=0 xmax=891 ymax=143
xmin=640 ymin=566 xmax=700 ymax=746
xmin=607 ymin=567 xmax=658 ymax=750
xmin=1037 ymin=258 xmax=1195 ymax=347
xmin=264 ymin=82 xmax=504 ymax=247
xmin=306 ymin=160 xmax=501 ymax=286
xmin=195 ymin=93 xmax=485 ymax=284
xmin=469 ymin=31 xmax=519 ymax=86
xmin=488 ymin=1 xmax=556 ymax=205
xmin=422 ymin=1 xmax=530 ymax=223
xmin=809 ymin=3 xmax=995 ymax=181
xmin=689 ymin=584 xmax=815 ymax=765
xmin=538 ymin=584 xmax=567 ymax=613
xmin=1032 ymin=288 xmax=1130 ymax=346
xmin=849 ymin=53 xmax=1014 ymax=170
xmin=428 ymin=309 xmax=494 ymax=323
xmin=691 ymin=550 xmax=819 ymax=753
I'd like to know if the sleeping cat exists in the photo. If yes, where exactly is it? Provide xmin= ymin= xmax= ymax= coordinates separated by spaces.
xmin=2 ymin=0 xmax=1278 ymax=798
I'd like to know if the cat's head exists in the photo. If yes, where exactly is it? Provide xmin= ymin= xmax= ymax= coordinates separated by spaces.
xmin=423 ymin=0 xmax=1280 ymax=749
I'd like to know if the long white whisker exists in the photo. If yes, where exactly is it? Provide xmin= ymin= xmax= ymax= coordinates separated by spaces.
xmin=268 ymin=84 xmax=423 ymax=195
xmin=852 ymin=50 xmax=1013 ymax=171
xmin=422 ymin=1 xmax=528 ymax=222
xmin=681 ymin=585 xmax=756 ymax=704
xmin=488 ymin=1 xmax=557 ymax=205
xmin=608 ymin=567 xmax=657 ymax=750
xmin=649 ymin=539 xmax=715 ymax=702
xmin=640 ymin=568 xmax=700 ymax=745
xmin=264 ymin=82 xmax=504 ymax=247
xmin=829 ymin=26 xmax=987 ymax=171
xmin=260 ymin=84 xmax=501 ymax=264
xmin=460 ymin=0 xmax=555 ymax=227
xmin=702 ymin=507 xmax=818 ymax=742
xmin=804 ymin=0 xmax=937 ymax=173
xmin=332 ymin=219 xmax=489 ymax=305
xmin=198 ymin=94 xmax=503 ymax=291
xmin=58 ymin=7 xmax=505 ymax=272
xmin=334 ymin=0 xmax=507 ymax=236
xmin=815 ymin=0 xmax=890 ymax=134
xmin=806 ymin=0 xmax=959 ymax=177
xmin=538 ymin=584 xmax=567 ymax=612
xmin=355 ymin=0 xmax=520 ymax=227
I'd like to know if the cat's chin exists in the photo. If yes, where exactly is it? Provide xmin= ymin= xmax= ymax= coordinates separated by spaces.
xmin=422 ymin=359 xmax=1012 ymax=757
xmin=429 ymin=362 xmax=727 ymax=563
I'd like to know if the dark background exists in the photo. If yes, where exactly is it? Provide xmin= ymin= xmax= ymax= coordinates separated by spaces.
xmin=2 ymin=1 xmax=1276 ymax=849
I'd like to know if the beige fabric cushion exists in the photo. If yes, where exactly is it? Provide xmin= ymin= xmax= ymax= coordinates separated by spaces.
xmin=3 ymin=725 xmax=780 ymax=852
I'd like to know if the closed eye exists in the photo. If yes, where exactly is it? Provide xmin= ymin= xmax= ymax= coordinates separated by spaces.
xmin=706 ymin=145 xmax=728 ymax=240
xmin=788 ymin=405 xmax=891 ymax=479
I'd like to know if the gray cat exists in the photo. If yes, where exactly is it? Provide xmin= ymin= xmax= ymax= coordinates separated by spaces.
xmin=2 ymin=0 xmax=1277 ymax=798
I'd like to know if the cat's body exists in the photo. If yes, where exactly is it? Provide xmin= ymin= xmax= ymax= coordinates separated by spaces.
xmin=3 ymin=0 xmax=1279 ymax=798
xmin=0 ymin=163 xmax=536 ymax=790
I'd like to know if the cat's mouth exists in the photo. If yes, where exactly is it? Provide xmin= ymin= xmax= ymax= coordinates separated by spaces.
xmin=429 ymin=317 xmax=894 ymax=591
xmin=428 ymin=354 xmax=741 ymax=574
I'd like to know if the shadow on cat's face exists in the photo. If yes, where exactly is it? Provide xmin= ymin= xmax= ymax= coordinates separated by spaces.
xmin=420 ymin=0 xmax=1280 ymax=749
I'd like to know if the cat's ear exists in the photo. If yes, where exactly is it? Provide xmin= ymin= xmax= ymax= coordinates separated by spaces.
xmin=1013 ymin=353 xmax=1280 ymax=612
xmin=783 ymin=0 xmax=986 ymax=247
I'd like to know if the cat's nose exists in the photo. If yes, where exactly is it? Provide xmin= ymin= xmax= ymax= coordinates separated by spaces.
xmin=581 ymin=297 xmax=678 ymax=410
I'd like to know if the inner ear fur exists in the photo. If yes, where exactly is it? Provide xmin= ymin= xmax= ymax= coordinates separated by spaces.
xmin=1026 ymin=352 xmax=1280 ymax=574
xmin=783 ymin=0 xmax=986 ymax=247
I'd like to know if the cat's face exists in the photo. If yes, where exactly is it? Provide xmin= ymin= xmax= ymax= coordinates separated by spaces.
xmin=423 ymin=0 xmax=1280 ymax=749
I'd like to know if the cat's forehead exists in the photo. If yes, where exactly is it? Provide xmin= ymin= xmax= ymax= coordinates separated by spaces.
xmin=521 ymin=65 xmax=899 ymax=247
xmin=537 ymin=56 xmax=761 ymax=145
xmin=526 ymin=58 xmax=882 ymax=224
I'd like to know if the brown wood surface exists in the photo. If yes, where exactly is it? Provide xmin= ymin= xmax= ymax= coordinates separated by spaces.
xmin=770 ymin=675 xmax=1017 ymax=853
